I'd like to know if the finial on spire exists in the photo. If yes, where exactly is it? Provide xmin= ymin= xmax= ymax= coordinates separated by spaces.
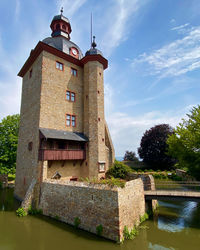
xmin=92 ymin=36 xmax=97 ymax=48
xmin=60 ymin=7 xmax=63 ymax=15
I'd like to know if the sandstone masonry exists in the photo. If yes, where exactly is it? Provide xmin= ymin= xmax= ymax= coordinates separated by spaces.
xmin=39 ymin=179 xmax=145 ymax=242
xmin=15 ymin=12 xmax=115 ymax=201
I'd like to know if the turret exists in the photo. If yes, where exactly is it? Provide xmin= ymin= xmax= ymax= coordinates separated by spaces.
xmin=50 ymin=8 xmax=72 ymax=40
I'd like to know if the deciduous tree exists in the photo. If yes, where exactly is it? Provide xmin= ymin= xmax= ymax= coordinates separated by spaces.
xmin=138 ymin=124 xmax=175 ymax=169
xmin=0 ymin=114 xmax=20 ymax=174
xmin=167 ymin=105 xmax=200 ymax=179
xmin=123 ymin=151 xmax=139 ymax=162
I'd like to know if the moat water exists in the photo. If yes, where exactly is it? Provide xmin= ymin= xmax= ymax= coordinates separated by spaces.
xmin=0 ymin=188 xmax=200 ymax=250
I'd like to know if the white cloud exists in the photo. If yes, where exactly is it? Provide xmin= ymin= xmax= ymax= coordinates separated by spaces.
xmin=15 ymin=0 xmax=20 ymax=20
xmin=101 ymin=0 xmax=146 ymax=55
xmin=170 ymin=19 xmax=176 ymax=24
xmin=132 ymin=26 xmax=200 ymax=80
xmin=104 ymin=78 xmax=191 ymax=156
xmin=171 ymin=23 xmax=190 ymax=31
xmin=107 ymin=108 xmax=189 ymax=156
xmin=0 ymin=78 xmax=21 ymax=120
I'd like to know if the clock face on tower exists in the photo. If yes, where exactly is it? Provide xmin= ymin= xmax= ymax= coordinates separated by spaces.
xmin=71 ymin=48 xmax=77 ymax=56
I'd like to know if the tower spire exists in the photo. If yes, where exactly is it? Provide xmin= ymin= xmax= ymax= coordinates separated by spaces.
xmin=60 ymin=7 xmax=63 ymax=15
xmin=91 ymin=13 xmax=93 ymax=48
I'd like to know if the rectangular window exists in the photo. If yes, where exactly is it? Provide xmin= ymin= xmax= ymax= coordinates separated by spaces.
xmin=66 ymin=114 xmax=76 ymax=127
xmin=72 ymin=115 xmax=76 ymax=127
xmin=71 ymin=68 xmax=77 ymax=76
xmin=99 ymin=162 xmax=105 ymax=173
xmin=66 ymin=114 xmax=71 ymax=126
xmin=71 ymin=92 xmax=75 ymax=102
xmin=66 ymin=91 xmax=75 ymax=102
xmin=56 ymin=61 xmax=64 ymax=71
xmin=66 ymin=91 xmax=70 ymax=101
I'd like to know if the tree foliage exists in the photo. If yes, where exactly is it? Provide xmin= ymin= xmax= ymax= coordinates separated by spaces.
xmin=106 ymin=160 xmax=132 ymax=179
xmin=123 ymin=151 xmax=139 ymax=162
xmin=138 ymin=124 xmax=175 ymax=169
xmin=0 ymin=114 xmax=20 ymax=174
xmin=167 ymin=105 xmax=200 ymax=180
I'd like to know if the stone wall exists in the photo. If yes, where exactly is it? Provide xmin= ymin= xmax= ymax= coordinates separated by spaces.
xmin=46 ymin=160 xmax=85 ymax=179
xmin=127 ymin=173 xmax=158 ymax=212
xmin=39 ymin=178 xmax=145 ymax=242
xmin=118 ymin=179 xmax=145 ymax=236
xmin=40 ymin=51 xmax=84 ymax=133
xmin=15 ymin=53 xmax=43 ymax=200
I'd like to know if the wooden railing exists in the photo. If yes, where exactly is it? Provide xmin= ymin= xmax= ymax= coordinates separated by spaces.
xmin=39 ymin=149 xmax=85 ymax=161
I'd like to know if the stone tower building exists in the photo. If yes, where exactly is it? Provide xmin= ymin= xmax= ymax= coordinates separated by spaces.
xmin=15 ymin=11 xmax=115 ymax=201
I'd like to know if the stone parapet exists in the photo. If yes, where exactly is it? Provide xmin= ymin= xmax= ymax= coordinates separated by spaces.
xmin=39 ymin=179 xmax=145 ymax=242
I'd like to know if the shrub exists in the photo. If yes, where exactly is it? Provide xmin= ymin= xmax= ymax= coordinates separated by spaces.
xmin=100 ymin=177 xmax=126 ymax=188
xmin=80 ymin=176 xmax=126 ymax=188
xmin=106 ymin=160 xmax=132 ymax=179
xmin=28 ymin=206 xmax=43 ymax=215
xmin=54 ymin=215 xmax=60 ymax=220
xmin=140 ymin=213 xmax=149 ymax=223
xmin=0 ymin=181 xmax=2 ymax=189
xmin=16 ymin=207 xmax=27 ymax=217
xmin=123 ymin=226 xmax=138 ymax=240
xmin=8 ymin=174 xmax=15 ymax=181
xmin=74 ymin=217 xmax=81 ymax=228
xmin=96 ymin=224 xmax=103 ymax=236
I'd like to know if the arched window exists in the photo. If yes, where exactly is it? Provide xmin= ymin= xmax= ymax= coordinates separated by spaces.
xmin=56 ymin=24 xmax=60 ymax=30
xmin=62 ymin=25 xmax=66 ymax=30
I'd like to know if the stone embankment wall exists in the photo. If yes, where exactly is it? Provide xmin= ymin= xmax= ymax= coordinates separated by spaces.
xmin=127 ymin=173 xmax=158 ymax=211
xmin=39 ymin=179 xmax=145 ymax=242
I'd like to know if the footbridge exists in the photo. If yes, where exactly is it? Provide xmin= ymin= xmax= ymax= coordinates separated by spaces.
xmin=144 ymin=181 xmax=200 ymax=202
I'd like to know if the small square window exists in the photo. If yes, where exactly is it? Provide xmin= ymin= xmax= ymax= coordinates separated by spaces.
xmin=28 ymin=142 xmax=33 ymax=151
xmin=29 ymin=69 xmax=32 ymax=78
xmin=71 ymin=68 xmax=77 ymax=76
xmin=99 ymin=162 xmax=105 ymax=173
xmin=56 ymin=61 xmax=63 ymax=71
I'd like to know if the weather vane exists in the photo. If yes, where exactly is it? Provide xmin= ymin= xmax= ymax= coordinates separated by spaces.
xmin=60 ymin=7 xmax=63 ymax=15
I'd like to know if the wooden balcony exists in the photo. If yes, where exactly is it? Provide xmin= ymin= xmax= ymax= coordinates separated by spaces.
xmin=39 ymin=149 xmax=85 ymax=161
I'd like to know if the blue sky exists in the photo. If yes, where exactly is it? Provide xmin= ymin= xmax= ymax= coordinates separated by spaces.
xmin=1 ymin=0 xmax=200 ymax=157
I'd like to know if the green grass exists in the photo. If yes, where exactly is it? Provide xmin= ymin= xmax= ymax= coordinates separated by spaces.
xmin=80 ymin=177 xmax=126 ymax=188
